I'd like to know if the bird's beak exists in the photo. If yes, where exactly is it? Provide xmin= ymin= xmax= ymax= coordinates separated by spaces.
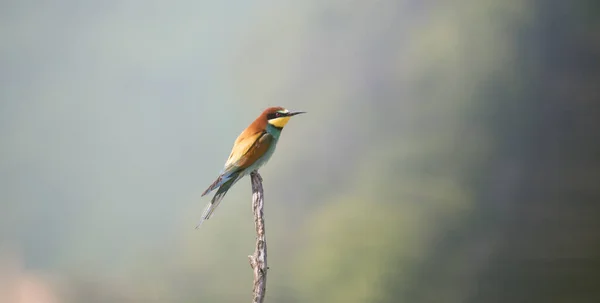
xmin=288 ymin=111 xmax=306 ymax=116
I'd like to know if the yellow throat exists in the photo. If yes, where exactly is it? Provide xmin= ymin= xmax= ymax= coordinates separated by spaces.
xmin=268 ymin=116 xmax=291 ymax=128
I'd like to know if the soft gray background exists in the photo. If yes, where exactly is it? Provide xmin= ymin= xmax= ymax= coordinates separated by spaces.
xmin=1 ymin=1 xmax=599 ymax=302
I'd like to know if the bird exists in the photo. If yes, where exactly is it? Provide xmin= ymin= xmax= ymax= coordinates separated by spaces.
xmin=196 ymin=106 xmax=305 ymax=228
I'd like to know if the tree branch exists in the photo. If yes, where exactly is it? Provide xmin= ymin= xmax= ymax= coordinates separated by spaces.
xmin=248 ymin=171 xmax=267 ymax=303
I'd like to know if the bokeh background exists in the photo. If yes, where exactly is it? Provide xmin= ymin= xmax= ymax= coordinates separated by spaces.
xmin=2 ymin=0 xmax=599 ymax=302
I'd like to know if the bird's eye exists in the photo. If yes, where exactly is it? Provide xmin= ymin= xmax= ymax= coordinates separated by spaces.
xmin=275 ymin=112 xmax=281 ymax=117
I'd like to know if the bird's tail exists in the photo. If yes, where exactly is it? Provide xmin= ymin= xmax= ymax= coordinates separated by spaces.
xmin=196 ymin=175 xmax=239 ymax=229
xmin=201 ymin=174 xmax=227 ymax=197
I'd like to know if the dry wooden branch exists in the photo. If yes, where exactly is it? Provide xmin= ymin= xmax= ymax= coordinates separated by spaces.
xmin=248 ymin=171 xmax=267 ymax=303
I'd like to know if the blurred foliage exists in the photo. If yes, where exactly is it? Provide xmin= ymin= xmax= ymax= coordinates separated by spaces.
xmin=1 ymin=0 xmax=599 ymax=302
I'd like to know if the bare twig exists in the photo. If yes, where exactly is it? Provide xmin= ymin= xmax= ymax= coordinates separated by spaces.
xmin=248 ymin=171 xmax=267 ymax=303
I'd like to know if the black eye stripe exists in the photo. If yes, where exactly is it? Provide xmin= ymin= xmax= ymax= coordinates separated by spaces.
xmin=268 ymin=112 xmax=286 ymax=120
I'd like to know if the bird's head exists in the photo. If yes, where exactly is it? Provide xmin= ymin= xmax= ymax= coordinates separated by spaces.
xmin=263 ymin=106 xmax=306 ymax=129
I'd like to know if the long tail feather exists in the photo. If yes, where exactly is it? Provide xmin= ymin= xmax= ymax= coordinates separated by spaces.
xmin=196 ymin=175 xmax=240 ymax=229
xmin=202 ymin=174 xmax=228 ymax=197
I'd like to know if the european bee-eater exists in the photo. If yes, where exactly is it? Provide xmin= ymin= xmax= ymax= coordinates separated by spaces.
xmin=196 ymin=106 xmax=305 ymax=228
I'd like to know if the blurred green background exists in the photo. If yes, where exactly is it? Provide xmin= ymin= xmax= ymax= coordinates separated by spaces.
xmin=1 ymin=0 xmax=599 ymax=302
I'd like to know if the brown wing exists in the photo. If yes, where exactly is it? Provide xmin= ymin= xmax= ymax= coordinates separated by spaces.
xmin=224 ymin=130 xmax=273 ymax=173
xmin=225 ymin=130 xmax=261 ymax=167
